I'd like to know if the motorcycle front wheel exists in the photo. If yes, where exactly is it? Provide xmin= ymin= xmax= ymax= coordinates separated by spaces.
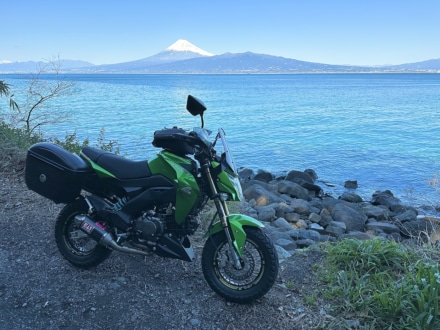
xmin=55 ymin=199 xmax=112 ymax=268
xmin=202 ymin=226 xmax=279 ymax=303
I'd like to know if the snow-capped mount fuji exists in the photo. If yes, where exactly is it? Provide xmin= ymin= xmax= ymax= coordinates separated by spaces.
xmin=86 ymin=39 xmax=214 ymax=72
xmin=165 ymin=39 xmax=214 ymax=56
xmin=141 ymin=39 xmax=214 ymax=64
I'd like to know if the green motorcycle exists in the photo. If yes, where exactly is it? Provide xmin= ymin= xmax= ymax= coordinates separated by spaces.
xmin=24 ymin=95 xmax=279 ymax=303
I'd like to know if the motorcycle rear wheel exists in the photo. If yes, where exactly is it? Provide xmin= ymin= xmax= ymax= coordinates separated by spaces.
xmin=55 ymin=199 xmax=112 ymax=268
xmin=202 ymin=226 xmax=279 ymax=303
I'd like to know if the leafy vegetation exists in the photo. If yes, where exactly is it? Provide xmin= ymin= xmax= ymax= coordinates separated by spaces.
xmin=312 ymin=238 xmax=440 ymax=329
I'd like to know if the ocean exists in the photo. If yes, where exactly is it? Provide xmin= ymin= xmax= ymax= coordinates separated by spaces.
xmin=3 ymin=73 xmax=440 ymax=208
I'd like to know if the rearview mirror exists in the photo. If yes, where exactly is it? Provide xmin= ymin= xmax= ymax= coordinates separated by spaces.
xmin=186 ymin=95 xmax=207 ymax=116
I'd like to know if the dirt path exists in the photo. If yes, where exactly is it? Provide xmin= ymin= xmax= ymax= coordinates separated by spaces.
xmin=0 ymin=171 xmax=334 ymax=330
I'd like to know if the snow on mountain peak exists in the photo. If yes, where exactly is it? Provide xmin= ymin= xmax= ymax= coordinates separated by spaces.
xmin=166 ymin=39 xmax=214 ymax=56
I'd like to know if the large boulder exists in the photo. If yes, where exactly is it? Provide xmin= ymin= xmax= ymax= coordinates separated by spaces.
xmin=400 ymin=220 xmax=434 ymax=238
xmin=242 ymin=180 xmax=278 ymax=194
xmin=331 ymin=203 xmax=366 ymax=232
xmin=339 ymin=192 xmax=363 ymax=203
xmin=253 ymin=169 xmax=273 ymax=183
xmin=360 ymin=203 xmax=390 ymax=220
xmin=393 ymin=208 xmax=418 ymax=223
xmin=366 ymin=222 xmax=400 ymax=234
xmin=238 ymin=168 xmax=254 ymax=181
xmin=290 ymin=198 xmax=319 ymax=216
xmin=277 ymin=180 xmax=311 ymax=201
xmin=285 ymin=170 xmax=315 ymax=184
xmin=254 ymin=204 xmax=277 ymax=222
xmin=243 ymin=184 xmax=284 ymax=206
xmin=371 ymin=190 xmax=402 ymax=209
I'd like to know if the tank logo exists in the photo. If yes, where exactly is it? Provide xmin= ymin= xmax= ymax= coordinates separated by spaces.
xmin=39 ymin=174 xmax=47 ymax=183
xmin=180 ymin=186 xmax=192 ymax=196
xmin=81 ymin=221 xmax=94 ymax=234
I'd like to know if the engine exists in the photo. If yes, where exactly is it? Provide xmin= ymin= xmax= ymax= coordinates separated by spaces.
xmin=133 ymin=205 xmax=202 ymax=239
xmin=134 ymin=212 xmax=164 ymax=240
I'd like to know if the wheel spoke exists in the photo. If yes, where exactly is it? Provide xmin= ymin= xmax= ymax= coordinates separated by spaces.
xmin=202 ymin=227 xmax=279 ymax=303
xmin=216 ymin=240 xmax=263 ymax=288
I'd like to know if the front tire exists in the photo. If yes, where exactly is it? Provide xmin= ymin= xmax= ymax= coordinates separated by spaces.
xmin=202 ymin=227 xmax=279 ymax=303
xmin=55 ymin=198 xmax=112 ymax=268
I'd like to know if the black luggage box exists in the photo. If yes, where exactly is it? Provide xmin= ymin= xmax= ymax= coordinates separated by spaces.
xmin=25 ymin=142 xmax=92 ymax=203
xmin=152 ymin=127 xmax=195 ymax=155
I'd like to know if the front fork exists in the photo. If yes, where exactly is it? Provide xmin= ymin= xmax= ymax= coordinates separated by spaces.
xmin=202 ymin=163 xmax=263 ymax=268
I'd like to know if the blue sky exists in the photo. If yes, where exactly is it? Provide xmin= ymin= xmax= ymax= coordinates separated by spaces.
xmin=2 ymin=0 xmax=439 ymax=66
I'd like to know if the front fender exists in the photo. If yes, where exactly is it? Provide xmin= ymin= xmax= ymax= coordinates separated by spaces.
xmin=205 ymin=214 xmax=264 ymax=257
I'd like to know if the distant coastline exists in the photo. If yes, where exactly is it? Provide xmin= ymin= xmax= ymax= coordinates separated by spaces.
xmin=1 ymin=52 xmax=439 ymax=75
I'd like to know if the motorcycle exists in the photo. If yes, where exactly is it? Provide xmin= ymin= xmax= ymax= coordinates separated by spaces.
xmin=24 ymin=95 xmax=279 ymax=303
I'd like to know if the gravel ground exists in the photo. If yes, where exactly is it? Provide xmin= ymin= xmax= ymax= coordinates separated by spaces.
xmin=0 ymin=160 xmax=343 ymax=330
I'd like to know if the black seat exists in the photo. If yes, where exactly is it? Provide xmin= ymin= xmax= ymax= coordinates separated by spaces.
xmin=81 ymin=147 xmax=151 ymax=180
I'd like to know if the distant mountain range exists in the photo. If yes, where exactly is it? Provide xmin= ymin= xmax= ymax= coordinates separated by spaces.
xmin=1 ymin=39 xmax=439 ymax=74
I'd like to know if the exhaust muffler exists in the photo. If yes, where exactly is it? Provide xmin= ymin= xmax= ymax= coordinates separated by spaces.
xmin=75 ymin=215 xmax=150 ymax=256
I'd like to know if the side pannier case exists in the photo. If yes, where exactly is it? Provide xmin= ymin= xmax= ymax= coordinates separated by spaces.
xmin=25 ymin=142 xmax=92 ymax=203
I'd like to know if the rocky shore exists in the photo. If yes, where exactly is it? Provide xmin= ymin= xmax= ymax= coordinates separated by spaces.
xmin=237 ymin=168 xmax=440 ymax=260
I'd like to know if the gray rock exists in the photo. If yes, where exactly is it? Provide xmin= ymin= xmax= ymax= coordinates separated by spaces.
xmin=319 ymin=208 xmax=333 ymax=227
xmin=325 ymin=221 xmax=346 ymax=237
xmin=275 ymin=245 xmax=293 ymax=259
xmin=371 ymin=190 xmax=402 ymax=208
xmin=393 ymin=208 xmax=418 ymax=223
xmin=400 ymin=220 xmax=434 ymax=237
xmin=254 ymin=170 xmax=273 ymax=183
xmin=339 ymin=192 xmax=363 ymax=203
xmin=295 ymin=219 xmax=308 ymax=229
xmin=331 ymin=203 xmax=366 ymax=232
xmin=285 ymin=170 xmax=315 ymax=183
xmin=254 ymin=204 xmax=277 ymax=222
xmin=290 ymin=199 xmax=318 ymax=216
xmin=344 ymin=180 xmax=358 ymax=189
xmin=300 ymin=182 xmax=323 ymax=196
xmin=361 ymin=204 xmax=390 ymax=220
xmin=284 ymin=212 xmax=301 ymax=223
xmin=243 ymin=179 xmax=279 ymax=194
xmin=243 ymin=184 xmax=284 ymax=206
xmin=277 ymin=180 xmax=311 ymax=201
xmin=238 ymin=168 xmax=254 ymax=181
xmin=289 ymin=229 xmax=321 ymax=242
xmin=265 ymin=226 xmax=296 ymax=243
xmin=276 ymin=238 xmax=297 ymax=251
xmin=304 ymin=169 xmax=318 ymax=181
xmin=271 ymin=218 xmax=294 ymax=231
xmin=366 ymin=222 xmax=400 ymax=234
xmin=308 ymin=212 xmax=321 ymax=223
xmin=309 ymin=223 xmax=325 ymax=235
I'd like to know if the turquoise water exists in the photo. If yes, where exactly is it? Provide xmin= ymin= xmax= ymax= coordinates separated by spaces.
xmin=3 ymin=73 xmax=440 ymax=206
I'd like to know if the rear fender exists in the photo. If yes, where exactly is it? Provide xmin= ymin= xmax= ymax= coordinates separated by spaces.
xmin=204 ymin=214 xmax=264 ymax=256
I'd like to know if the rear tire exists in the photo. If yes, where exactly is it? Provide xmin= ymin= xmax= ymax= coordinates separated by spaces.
xmin=55 ymin=199 xmax=112 ymax=268
xmin=202 ymin=226 xmax=279 ymax=303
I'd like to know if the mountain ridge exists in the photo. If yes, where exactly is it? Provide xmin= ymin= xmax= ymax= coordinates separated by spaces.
xmin=1 ymin=40 xmax=439 ymax=73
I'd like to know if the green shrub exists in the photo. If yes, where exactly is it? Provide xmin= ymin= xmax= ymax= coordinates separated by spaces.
xmin=0 ymin=120 xmax=43 ymax=150
xmin=48 ymin=128 xmax=119 ymax=154
xmin=0 ymin=120 xmax=119 ymax=155
xmin=318 ymin=238 xmax=440 ymax=329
